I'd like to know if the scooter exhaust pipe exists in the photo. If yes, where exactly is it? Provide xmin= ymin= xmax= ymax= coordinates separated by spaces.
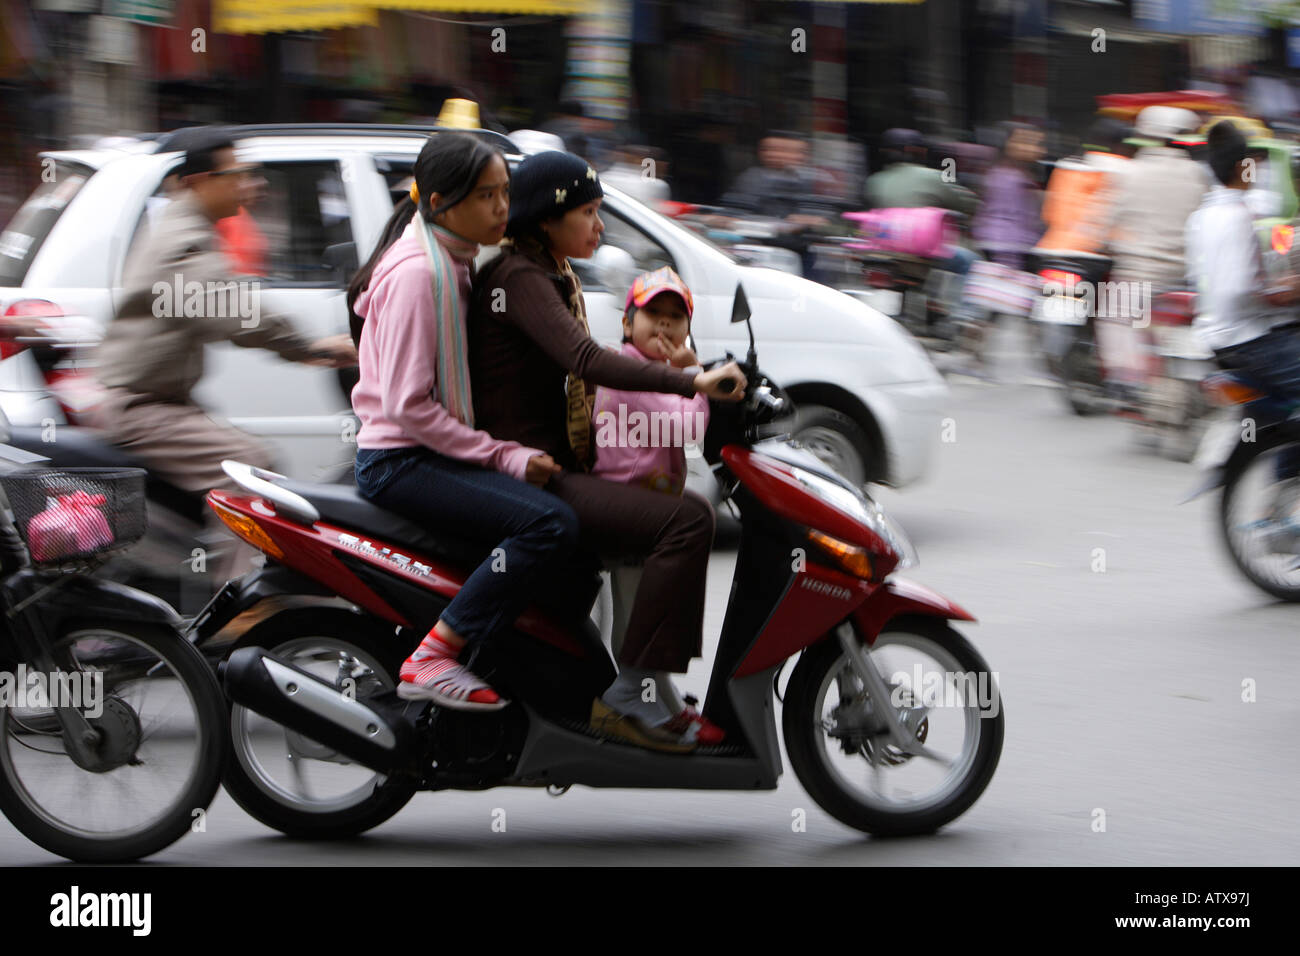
xmin=220 ymin=646 xmax=415 ymax=774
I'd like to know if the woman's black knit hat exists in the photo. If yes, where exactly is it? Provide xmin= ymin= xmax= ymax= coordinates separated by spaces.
xmin=506 ymin=150 xmax=603 ymax=235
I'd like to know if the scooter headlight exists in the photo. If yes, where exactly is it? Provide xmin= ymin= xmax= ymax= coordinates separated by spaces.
xmin=787 ymin=465 xmax=918 ymax=572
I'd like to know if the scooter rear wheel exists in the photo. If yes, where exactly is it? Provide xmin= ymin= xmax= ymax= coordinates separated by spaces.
xmin=1060 ymin=331 xmax=1108 ymax=416
xmin=221 ymin=608 xmax=418 ymax=839
xmin=782 ymin=618 xmax=1003 ymax=836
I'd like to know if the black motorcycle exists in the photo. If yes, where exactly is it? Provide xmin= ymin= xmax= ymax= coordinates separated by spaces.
xmin=0 ymin=412 xmax=226 ymax=862
xmin=1028 ymin=251 xmax=1114 ymax=416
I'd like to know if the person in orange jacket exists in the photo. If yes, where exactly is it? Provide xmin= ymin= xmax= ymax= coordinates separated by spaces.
xmin=214 ymin=163 xmax=269 ymax=276
xmin=1036 ymin=118 xmax=1132 ymax=256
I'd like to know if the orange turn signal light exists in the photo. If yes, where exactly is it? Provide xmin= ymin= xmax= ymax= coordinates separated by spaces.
xmin=1203 ymin=378 xmax=1263 ymax=407
xmin=807 ymin=529 xmax=873 ymax=580
xmin=1273 ymin=224 xmax=1294 ymax=256
xmin=210 ymin=502 xmax=284 ymax=559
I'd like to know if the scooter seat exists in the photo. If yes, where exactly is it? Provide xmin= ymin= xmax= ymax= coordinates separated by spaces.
xmin=275 ymin=479 xmax=495 ymax=569
xmin=7 ymin=426 xmax=140 ymax=469
xmin=1028 ymin=250 xmax=1113 ymax=282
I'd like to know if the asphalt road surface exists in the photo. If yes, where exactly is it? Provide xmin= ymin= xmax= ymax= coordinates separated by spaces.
xmin=4 ymin=323 xmax=1298 ymax=865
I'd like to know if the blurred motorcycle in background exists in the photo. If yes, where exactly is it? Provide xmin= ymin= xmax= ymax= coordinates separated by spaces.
xmin=837 ymin=207 xmax=975 ymax=358
xmin=0 ymin=301 xmax=275 ymax=617
xmin=664 ymin=203 xmax=806 ymax=276
xmin=0 ymin=406 xmax=226 ymax=862
xmin=1028 ymin=250 xmax=1112 ymax=415
xmin=1134 ymin=289 xmax=1215 ymax=461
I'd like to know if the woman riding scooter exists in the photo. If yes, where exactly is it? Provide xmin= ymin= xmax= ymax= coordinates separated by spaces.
xmin=467 ymin=150 xmax=747 ymax=751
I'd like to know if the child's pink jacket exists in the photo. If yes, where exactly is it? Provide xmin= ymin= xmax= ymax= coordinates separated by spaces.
xmin=591 ymin=342 xmax=710 ymax=495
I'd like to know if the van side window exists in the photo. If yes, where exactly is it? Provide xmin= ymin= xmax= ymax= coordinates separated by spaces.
xmin=123 ymin=160 xmax=356 ymax=287
xmin=0 ymin=160 xmax=93 ymax=287
xmin=256 ymin=162 xmax=355 ymax=285
xmin=374 ymin=155 xmax=416 ymax=205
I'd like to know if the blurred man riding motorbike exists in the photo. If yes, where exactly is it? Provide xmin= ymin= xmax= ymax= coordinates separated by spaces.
xmin=85 ymin=128 xmax=356 ymax=588
xmin=721 ymin=131 xmax=834 ymax=275
xmin=864 ymin=127 xmax=980 ymax=282
xmin=87 ymin=127 xmax=355 ymax=495
xmin=1099 ymin=106 xmax=1209 ymax=408
xmin=1190 ymin=120 xmax=1300 ymax=401
xmin=1036 ymin=117 xmax=1132 ymax=257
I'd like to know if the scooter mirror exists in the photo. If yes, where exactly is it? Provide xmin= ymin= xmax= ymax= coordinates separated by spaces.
xmin=730 ymin=282 xmax=758 ymax=369
xmin=730 ymin=282 xmax=751 ymax=324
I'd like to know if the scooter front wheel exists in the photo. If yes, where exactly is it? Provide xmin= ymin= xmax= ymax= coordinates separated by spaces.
xmin=0 ymin=621 xmax=226 ymax=862
xmin=782 ymin=618 xmax=1003 ymax=836
xmin=1220 ymin=429 xmax=1300 ymax=602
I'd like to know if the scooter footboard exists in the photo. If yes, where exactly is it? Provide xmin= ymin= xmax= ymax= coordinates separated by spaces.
xmin=851 ymin=577 xmax=975 ymax=645
xmin=512 ymin=678 xmax=781 ymax=791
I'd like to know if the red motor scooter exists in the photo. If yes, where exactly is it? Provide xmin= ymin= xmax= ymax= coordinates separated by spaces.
xmin=195 ymin=286 xmax=1003 ymax=840
xmin=1134 ymin=289 xmax=1214 ymax=461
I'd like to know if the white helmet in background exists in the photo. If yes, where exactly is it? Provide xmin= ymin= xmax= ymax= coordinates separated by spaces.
xmin=508 ymin=129 xmax=566 ymax=155
xmin=1134 ymin=106 xmax=1200 ymax=142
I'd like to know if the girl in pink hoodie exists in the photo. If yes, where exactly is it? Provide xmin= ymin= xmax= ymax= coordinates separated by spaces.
xmin=348 ymin=132 xmax=578 ymax=712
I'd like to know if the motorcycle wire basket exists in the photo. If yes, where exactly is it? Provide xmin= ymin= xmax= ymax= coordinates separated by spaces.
xmin=0 ymin=467 xmax=148 ymax=568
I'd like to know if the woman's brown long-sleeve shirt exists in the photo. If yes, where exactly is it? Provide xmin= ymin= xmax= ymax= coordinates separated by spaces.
xmin=469 ymin=247 xmax=697 ymax=471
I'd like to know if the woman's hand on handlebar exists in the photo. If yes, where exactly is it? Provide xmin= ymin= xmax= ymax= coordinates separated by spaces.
xmin=695 ymin=362 xmax=747 ymax=401
xmin=525 ymin=453 xmax=564 ymax=487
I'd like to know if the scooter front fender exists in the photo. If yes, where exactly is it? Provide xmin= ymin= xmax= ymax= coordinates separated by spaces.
xmin=850 ymin=576 xmax=975 ymax=645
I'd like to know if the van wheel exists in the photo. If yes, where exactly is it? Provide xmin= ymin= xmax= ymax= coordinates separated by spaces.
xmin=791 ymin=404 xmax=880 ymax=487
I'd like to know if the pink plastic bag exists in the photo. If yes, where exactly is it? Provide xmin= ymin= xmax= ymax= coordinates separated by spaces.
xmin=843 ymin=207 xmax=957 ymax=259
xmin=27 ymin=490 xmax=115 ymax=562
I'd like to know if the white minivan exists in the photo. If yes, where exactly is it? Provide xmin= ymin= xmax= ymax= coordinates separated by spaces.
xmin=0 ymin=126 xmax=947 ymax=489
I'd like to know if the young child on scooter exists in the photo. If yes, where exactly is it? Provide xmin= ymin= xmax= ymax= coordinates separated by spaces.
xmin=591 ymin=267 xmax=710 ymax=496
xmin=588 ymin=267 xmax=724 ymax=747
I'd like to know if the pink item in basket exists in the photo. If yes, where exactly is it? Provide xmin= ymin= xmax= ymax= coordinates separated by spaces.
xmin=842 ymin=207 xmax=957 ymax=259
xmin=26 ymin=490 xmax=115 ymax=562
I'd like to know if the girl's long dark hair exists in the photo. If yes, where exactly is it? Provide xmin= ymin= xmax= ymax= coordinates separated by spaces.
xmin=347 ymin=132 xmax=506 ymax=345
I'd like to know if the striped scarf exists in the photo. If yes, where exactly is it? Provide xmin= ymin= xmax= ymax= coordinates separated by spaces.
xmin=414 ymin=217 xmax=480 ymax=427
xmin=558 ymin=258 xmax=595 ymax=467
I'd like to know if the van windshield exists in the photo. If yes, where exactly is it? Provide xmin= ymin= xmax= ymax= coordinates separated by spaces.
xmin=0 ymin=160 xmax=94 ymax=287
